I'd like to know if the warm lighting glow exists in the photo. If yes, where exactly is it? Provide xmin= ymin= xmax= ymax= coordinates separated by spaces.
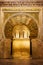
xmin=12 ymin=24 xmax=30 ymax=58
xmin=13 ymin=39 xmax=30 ymax=49
xmin=13 ymin=52 xmax=30 ymax=59
xmin=16 ymin=31 xmax=19 ymax=38
xmin=12 ymin=39 xmax=30 ymax=59
xmin=12 ymin=25 xmax=30 ymax=39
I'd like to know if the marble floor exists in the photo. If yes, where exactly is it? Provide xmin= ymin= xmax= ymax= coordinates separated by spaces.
xmin=0 ymin=58 xmax=43 ymax=65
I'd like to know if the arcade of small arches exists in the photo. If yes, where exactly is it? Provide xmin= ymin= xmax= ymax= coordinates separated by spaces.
xmin=12 ymin=25 xmax=30 ymax=39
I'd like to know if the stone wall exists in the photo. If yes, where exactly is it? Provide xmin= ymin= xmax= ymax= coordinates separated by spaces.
xmin=3 ymin=39 xmax=11 ymax=58
xmin=32 ymin=7 xmax=43 ymax=59
xmin=0 ymin=7 xmax=43 ymax=59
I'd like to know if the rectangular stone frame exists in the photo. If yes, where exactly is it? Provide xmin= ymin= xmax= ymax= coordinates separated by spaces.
xmin=0 ymin=7 xmax=42 ymax=58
